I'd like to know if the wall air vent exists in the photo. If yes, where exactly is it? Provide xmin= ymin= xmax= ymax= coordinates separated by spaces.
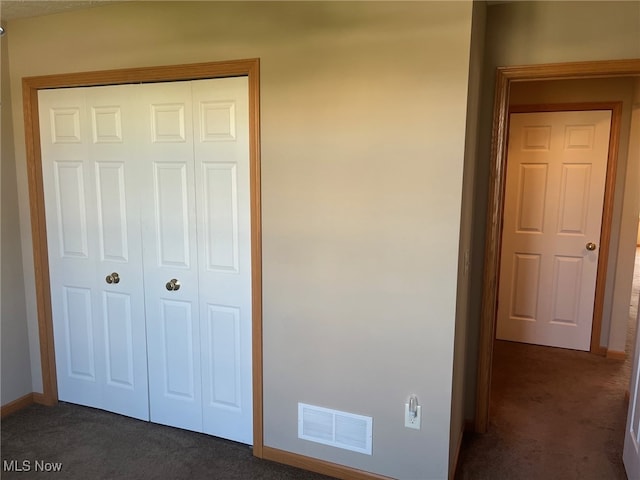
xmin=298 ymin=403 xmax=373 ymax=455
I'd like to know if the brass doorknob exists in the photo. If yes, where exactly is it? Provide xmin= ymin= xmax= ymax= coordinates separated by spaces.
xmin=166 ymin=278 xmax=181 ymax=291
xmin=105 ymin=272 xmax=120 ymax=284
xmin=586 ymin=242 xmax=597 ymax=251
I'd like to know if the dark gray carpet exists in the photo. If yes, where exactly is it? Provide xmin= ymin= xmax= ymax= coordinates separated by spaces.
xmin=1 ymin=402 xmax=335 ymax=479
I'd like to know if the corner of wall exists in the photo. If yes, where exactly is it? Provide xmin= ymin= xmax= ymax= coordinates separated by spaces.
xmin=1 ymin=26 xmax=33 ymax=406
xmin=451 ymin=1 xmax=487 ymax=475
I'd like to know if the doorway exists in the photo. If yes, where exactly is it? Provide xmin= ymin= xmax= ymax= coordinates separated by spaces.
xmin=22 ymin=59 xmax=265 ymax=457
xmin=475 ymin=59 xmax=640 ymax=433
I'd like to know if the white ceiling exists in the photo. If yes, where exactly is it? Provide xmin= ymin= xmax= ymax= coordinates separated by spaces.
xmin=1 ymin=1 xmax=120 ymax=22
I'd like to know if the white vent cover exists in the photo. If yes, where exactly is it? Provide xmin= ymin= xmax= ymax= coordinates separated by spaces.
xmin=298 ymin=403 xmax=373 ymax=455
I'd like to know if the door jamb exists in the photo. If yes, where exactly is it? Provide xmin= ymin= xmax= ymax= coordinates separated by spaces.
xmin=475 ymin=58 xmax=640 ymax=433
xmin=22 ymin=59 xmax=264 ymax=457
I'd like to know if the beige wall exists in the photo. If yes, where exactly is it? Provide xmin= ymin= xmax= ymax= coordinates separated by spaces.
xmin=485 ymin=0 xmax=639 ymax=67
xmin=1 ymin=26 xmax=32 ymax=405
xmin=510 ymin=78 xmax=637 ymax=353
xmin=5 ymin=2 xmax=473 ymax=478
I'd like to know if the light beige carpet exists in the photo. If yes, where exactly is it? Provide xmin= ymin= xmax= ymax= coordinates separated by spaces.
xmin=456 ymin=247 xmax=640 ymax=480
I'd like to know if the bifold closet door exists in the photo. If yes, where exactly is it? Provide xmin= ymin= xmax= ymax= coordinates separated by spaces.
xmin=39 ymin=85 xmax=149 ymax=421
xmin=40 ymin=77 xmax=253 ymax=444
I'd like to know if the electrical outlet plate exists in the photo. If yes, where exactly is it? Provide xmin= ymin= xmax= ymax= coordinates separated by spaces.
xmin=404 ymin=403 xmax=421 ymax=429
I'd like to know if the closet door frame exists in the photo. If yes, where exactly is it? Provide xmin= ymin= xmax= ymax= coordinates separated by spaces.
xmin=22 ymin=59 xmax=264 ymax=457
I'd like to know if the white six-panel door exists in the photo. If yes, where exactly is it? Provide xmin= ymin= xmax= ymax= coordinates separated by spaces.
xmin=39 ymin=77 xmax=252 ymax=443
xmin=496 ymin=110 xmax=611 ymax=351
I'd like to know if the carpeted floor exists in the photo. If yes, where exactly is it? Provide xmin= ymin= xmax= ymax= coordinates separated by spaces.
xmin=455 ymin=247 xmax=640 ymax=480
xmin=3 ymin=251 xmax=639 ymax=480
xmin=1 ymin=402 xmax=335 ymax=480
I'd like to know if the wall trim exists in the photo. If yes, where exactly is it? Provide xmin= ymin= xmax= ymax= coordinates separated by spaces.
xmin=21 ymin=59 xmax=264 ymax=455
xmin=1 ymin=392 xmax=49 ymax=417
xmin=606 ymin=350 xmax=627 ymax=360
xmin=262 ymin=446 xmax=393 ymax=480
xmin=475 ymin=58 xmax=640 ymax=434
xmin=1 ymin=393 xmax=34 ymax=419
xmin=449 ymin=425 xmax=465 ymax=480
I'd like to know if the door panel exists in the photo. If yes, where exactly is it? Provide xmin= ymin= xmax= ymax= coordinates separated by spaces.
xmin=558 ymin=164 xmax=591 ymax=234
xmin=102 ymin=291 xmax=134 ymax=387
xmin=550 ymin=256 xmax=582 ymax=324
xmin=91 ymin=105 xmax=123 ymax=143
xmin=95 ymin=162 xmax=129 ymax=262
xmin=155 ymin=298 xmax=201 ymax=432
xmin=162 ymin=300 xmax=196 ymax=399
xmin=86 ymin=85 xmax=149 ymax=420
xmin=49 ymin=106 xmax=82 ymax=143
xmin=139 ymin=82 xmax=203 ymax=432
xmin=515 ymin=163 xmax=547 ymax=233
xmin=202 ymin=163 xmax=239 ymax=272
xmin=205 ymin=304 xmax=242 ymax=409
xmin=40 ymin=85 xmax=149 ymax=420
xmin=497 ymin=110 xmax=611 ymax=350
xmin=146 ymin=292 xmax=202 ymax=431
xmin=509 ymin=253 xmax=540 ymax=321
xmin=63 ymin=286 xmax=95 ymax=381
xmin=40 ymin=88 xmax=102 ymax=409
xmin=193 ymin=77 xmax=252 ymax=444
xmin=153 ymin=162 xmax=192 ymax=267
xmin=53 ymin=162 xmax=89 ymax=257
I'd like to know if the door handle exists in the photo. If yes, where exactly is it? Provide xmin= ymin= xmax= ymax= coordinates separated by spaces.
xmin=586 ymin=242 xmax=597 ymax=251
xmin=166 ymin=278 xmax=181 ymax=291
xmin=105 ymin=272 xmax=120 ymax=284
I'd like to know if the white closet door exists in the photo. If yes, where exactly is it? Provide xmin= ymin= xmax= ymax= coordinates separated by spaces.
xmin=39 ymin=85 xmax=149 ymax=420
xmin=192 ymin=77 xmax=252 ymax=444
xmin=139 ymin=82 xmax=203 ymax=432
xmin=41 ymin=78 xmax=253 ymax=442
